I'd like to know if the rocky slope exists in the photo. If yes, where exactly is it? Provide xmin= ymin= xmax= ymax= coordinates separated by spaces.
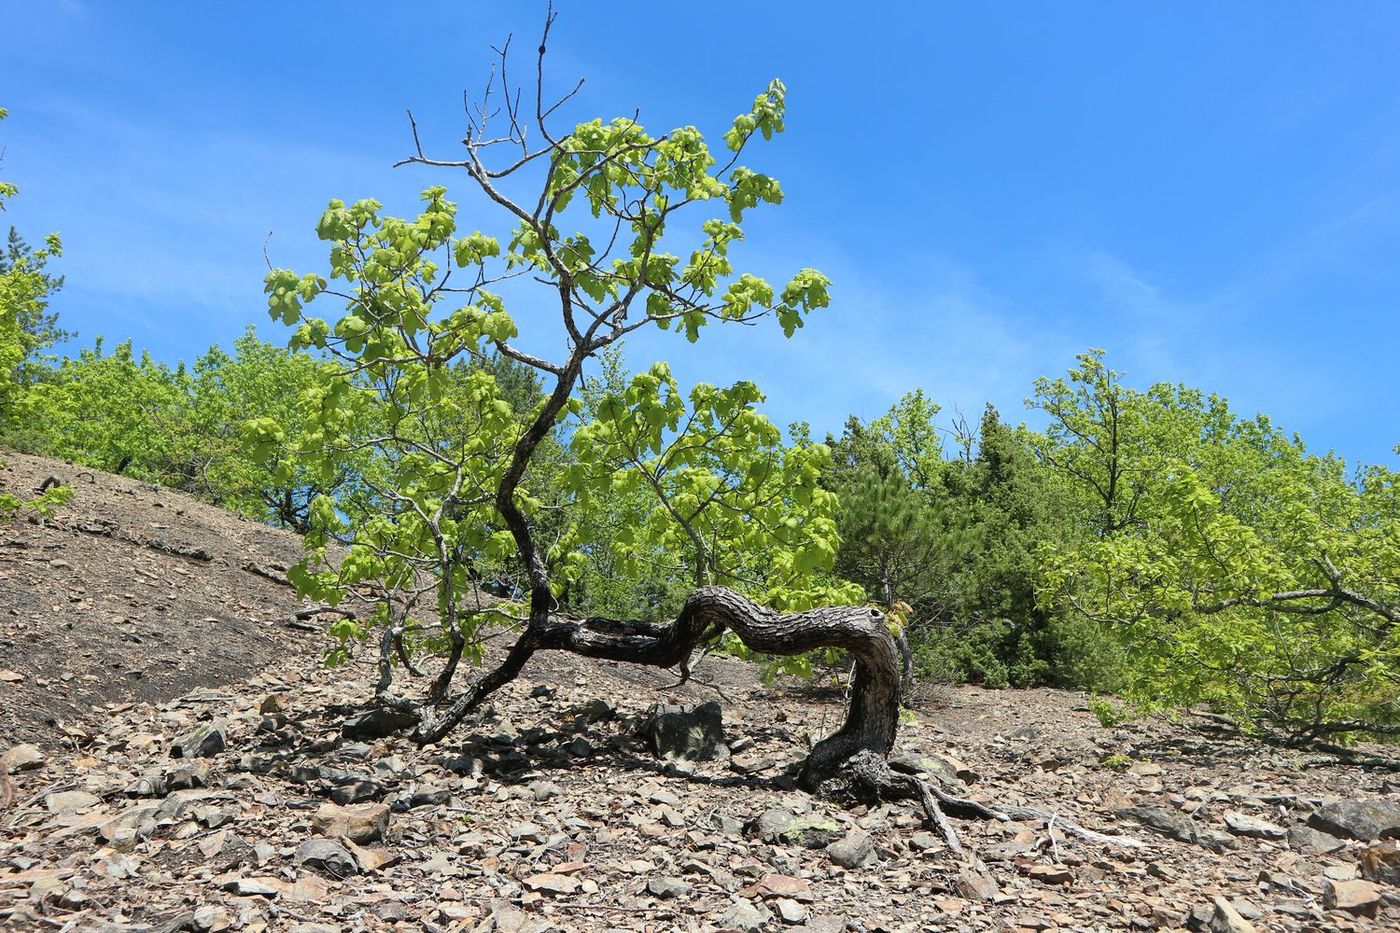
xmin=3 ymin=451 xmax=1400 ymax=931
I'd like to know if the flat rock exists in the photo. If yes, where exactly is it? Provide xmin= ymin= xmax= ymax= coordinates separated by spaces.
xmin=1 ymin=743 xmax=46 ymax=773
xmin=1223 ymin=810 xmax=1286 ymax=839
xmin=341 ymin=706 xmax=418 ymax=740
xmin=1324 ymin=878 xmax=1382 ymax=917
xmin=1308 ymin=798 xmax=1400 ymax=842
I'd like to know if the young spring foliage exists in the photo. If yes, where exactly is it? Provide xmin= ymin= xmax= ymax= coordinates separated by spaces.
xmin=260 ymin=76 xmax=838 ymax=702
xmin=1035 ymin=350 xmax=1400 ymax=739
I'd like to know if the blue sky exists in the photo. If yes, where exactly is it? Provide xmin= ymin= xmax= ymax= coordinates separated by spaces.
xmin=3 ymin=1 xmax=1399 ymax=465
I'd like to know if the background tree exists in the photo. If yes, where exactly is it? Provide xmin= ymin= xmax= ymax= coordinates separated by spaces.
xmin=0 ymin=107 xmax=66 ymax=427
xmin=1036 ymin=352 xmax=1400 ymax=740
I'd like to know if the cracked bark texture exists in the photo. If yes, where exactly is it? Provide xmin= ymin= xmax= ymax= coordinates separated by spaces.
xmin=417 ymin=586 xmax=902 ymax=791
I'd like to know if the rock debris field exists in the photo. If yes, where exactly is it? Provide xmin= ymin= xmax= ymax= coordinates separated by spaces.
xmin=4 ymin=453 xmax=1400 ymax=932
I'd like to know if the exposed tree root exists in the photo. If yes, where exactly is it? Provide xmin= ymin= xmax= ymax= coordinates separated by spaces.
xmin=820 ymin=750 xmax=1143 ymax=854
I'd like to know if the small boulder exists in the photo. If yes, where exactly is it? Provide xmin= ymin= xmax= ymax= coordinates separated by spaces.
xmin=1309 ymin=799 xmax=1400 ymax=842
xmin=295 ymin=838 xmax=359 ymax=877
xmin=1324 ymin=878 xmax=1382 ymax=918
xmin=645 ymin=701 xmax=728 ymax=761
xmin=0 ymin=743 xmax=46 ymax=773
xmin=311 ymin=801 xmax=390 ymax=843
xmin=170 ymin=722 xmax=226 ymax=759
xmin=341 ymin=707 xmax=417 ymax=741
xmin=825 ymin=829 xmax=875 ymax=868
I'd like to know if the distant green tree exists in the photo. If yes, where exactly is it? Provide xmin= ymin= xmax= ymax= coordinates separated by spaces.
xmin=1036 ymin=350 xmax=1400 ymax=740
xmin=191 ymin=327 xmax=359 ymax=529
xmin=0 ymin=107 xmax=67 ymax=426
xmin=8 ymin=338 xmax=194 ymax=481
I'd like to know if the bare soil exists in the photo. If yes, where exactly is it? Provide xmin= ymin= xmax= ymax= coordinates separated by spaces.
xmin=0 ymin=450 xmax=312 ymax=750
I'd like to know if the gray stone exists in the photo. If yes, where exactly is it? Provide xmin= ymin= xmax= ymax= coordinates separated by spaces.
xmin=295 ymin=837 xmax=359 ymax=877
xmin=1117 ymin=806 xmax=1237 ymax=852
xmin=1287 ymin=823 xmax=1347 ymax=854
xmin=1308 ymin=798 xmax=1400 ymax=842
xmin=170 ymin=721 xmax=226 ymax=759
xmin=645 ymin=701 xmax=728 ymax=762
xmin=1223 ymin=810 xmax=1286 ymax=839
xmin=646 ymin=876 xmax=692 ymax=899
xmin=719 ymin=899 xmax=771 ymax=933
xmin=341 ymin=707 xmax=417 ymax=741
xmin=825 ymin=829 xmax=875 ymax=868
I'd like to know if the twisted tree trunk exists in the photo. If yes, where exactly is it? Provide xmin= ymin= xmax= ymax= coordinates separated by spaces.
xmin=415 ymin=586 xmax=902 ymax=791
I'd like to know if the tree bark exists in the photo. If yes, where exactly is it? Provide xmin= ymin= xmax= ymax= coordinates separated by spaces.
xmin=415 ymin=585 xmax=902 ymax=791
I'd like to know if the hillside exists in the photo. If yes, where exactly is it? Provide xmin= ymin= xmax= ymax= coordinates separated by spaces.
xmin=2 ymin=451 xmax=1400 ymax=931
xmin=0 ymin=451 xmax=314 ymax=751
